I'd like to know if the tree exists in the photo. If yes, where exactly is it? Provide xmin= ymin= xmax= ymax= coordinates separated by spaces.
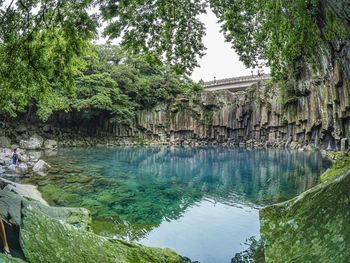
xmin=2 ymin=0 xmax=346 ymax=120
xmin=71 ymin=44 xmax=201 ymax=125
xmin=100 ymin=0 xmax=207 ymax=74
xmin=0 ymin=0 xmax=97 ymax=119
xmin=100 ymin=0 xmax=348 ymax=80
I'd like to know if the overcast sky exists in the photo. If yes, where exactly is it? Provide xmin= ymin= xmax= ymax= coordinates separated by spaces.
xmin=191 ymin=10 xmax=258 ymax=82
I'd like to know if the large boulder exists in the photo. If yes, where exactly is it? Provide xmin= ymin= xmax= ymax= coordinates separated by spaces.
xmin=28 ymin=151 xmax=42 ymax=162
xmin=44 ymin=139 xmax=58 ymax=150
xmin=20 ymin=205 xmax=185 ymax=263
xmin=260 ymin=167 xmax=350 ymax=262
xmin=32 ymin=160 xmax=51 ymax=176
xmin=0 ymin=136 xmax=11 ymax=148
xmin=0 ymin=148 xmax=12 ymax=165
xmin=1 ymin=178 xmax=48 ymax=206
xmin=19 ymin=135 xmax=44 ymax=150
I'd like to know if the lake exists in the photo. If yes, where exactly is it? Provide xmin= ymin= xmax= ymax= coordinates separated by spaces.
xmin=18 ymin=147 xmax=331 ymax=263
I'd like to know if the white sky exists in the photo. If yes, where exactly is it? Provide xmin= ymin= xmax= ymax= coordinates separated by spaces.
xmin=191 ymin=9 xmax=262 ymax=82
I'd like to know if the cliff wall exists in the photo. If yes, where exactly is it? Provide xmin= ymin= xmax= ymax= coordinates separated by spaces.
xmin=1 ymin=74 xmax=349 ymax=151
xmin=134 ymin=69 xmax=350 ymax=151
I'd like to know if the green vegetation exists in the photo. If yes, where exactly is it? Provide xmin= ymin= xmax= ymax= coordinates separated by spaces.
xmin=102 ymin=0 xmax=348 ymax=81
xmin=320 ymin=152 xmax=350 ymax=183
xmin=0 ymin=0 xmax=97 ymax=118
xmin=1 ymin=0 xmax=348 ymax=119
xmin=71 ymin=45 xmax=202 ymax=125
xmin=100 ymin=0 xmax=206 ymax=74
xmin=1 ymin=42 xmax=201 ymax=123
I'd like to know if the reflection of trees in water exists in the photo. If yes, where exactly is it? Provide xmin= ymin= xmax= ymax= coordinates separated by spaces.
xmin=98 ymin=147 xmax=330 ymax=203
xmin=26 ymin=147 xmax=330 ymax=239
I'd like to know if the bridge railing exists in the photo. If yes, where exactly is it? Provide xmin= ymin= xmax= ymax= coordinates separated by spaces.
xmin=203 ymin=74 xmax=271 ymax=87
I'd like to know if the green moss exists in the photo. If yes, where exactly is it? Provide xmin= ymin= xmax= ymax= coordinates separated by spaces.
xmin=0 ymin=253 xmax=27 ymax=263
xmin=96 ymin=191 xmax=117 ymax=205
xmin=39 ymin=184 xmax=63 ymax=205
xmin=20 ymin=203 xmax=186 ymax=263
xmin=260 ymin=167 xmax=350 ymax=262
xmin=320 ymin=152 xmax=350 ymax=183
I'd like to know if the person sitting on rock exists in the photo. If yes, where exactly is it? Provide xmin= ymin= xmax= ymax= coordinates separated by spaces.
xmin=0 ymin=219 xmax=11 ymax=256
xmin=12 ymin=149 xmax=19 ymax=168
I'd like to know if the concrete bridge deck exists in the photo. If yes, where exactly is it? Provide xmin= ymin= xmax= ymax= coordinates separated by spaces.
xmin=203 ymin=74 xmax=271 ymax=92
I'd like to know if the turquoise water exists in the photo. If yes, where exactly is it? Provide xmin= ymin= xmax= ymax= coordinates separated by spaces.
xmin=20 ymin=147 xmax=330 ymax=262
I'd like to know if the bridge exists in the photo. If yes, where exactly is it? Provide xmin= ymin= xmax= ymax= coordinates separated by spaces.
xmin=203 ymin=74 xmax=271 ymax=92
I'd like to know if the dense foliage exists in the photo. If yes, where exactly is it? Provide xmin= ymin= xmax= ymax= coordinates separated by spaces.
xmin=0 ymin=0 xmax=97 ymax=118
xmin=101 ymin=0 xmax=348 ymax=80
xmin=71 ymin=45 xmax=201 ymax=124
xmin=210 ymin=0 xmax=348 ymax=79
xmin=100 ymin=0 xmax=207 ymax=74
xmin=1 ymin=0 xmax=348 ymax=119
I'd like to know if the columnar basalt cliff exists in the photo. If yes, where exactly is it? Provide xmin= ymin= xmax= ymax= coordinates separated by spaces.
xmin=1 ymin=74 xmax=349 ymax=151
xmin=134 ymin=74 xmax=349 ymax=151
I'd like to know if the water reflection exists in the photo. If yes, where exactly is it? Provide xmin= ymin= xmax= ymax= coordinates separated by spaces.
xmin=100 ymin=147 xmax=329 ymax=204
xmin=14 ymin=147 xmax=330 ymax=262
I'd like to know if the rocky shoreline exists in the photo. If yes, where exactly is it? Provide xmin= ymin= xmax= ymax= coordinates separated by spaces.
xmin=0 ymin=156 xmax=192 ymax=263
xmin=0 ymin=130 xmax=349 ymax=263
xmin=0 ymin=131 xmax=347 ymax=190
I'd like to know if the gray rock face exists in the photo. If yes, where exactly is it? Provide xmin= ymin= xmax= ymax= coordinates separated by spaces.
xmin=32 ymin=160 xmax=51 ymax=176
xmin=16 ymin=124 xmax=27 ymax=133
xmin=48 ymin=58 xmax=348 ymax=149
xmin=340 ymin=138 xmax=348 ymax=152
xmin=19 ymin=134 xmax=44 ymax=150
xmin=1 ymin=178 xmax=48 ymax=205
xmin=0 ymin=136 xmax=11 ymax=148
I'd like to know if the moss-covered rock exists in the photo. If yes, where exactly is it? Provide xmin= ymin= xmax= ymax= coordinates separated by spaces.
xmin=320 ymin=152 xmax=350 ymax=183
xmin=0 ymin=253 xmax=27 ymax=263
xmin=20 ymin=203 xmax=185 ymax=263
xmin=260 ymin=168 xmax=350 ymax=263
xmin=0 ymin=190 xmax=186 ymax=263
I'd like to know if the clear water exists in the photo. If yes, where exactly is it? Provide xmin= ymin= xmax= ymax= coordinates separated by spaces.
xmin=19 ymin=147 xmax=331 ymax=263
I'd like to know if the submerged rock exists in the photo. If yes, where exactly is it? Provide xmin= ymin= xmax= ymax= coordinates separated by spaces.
xmin=260 ymin=166 xmax=350 ymax=262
